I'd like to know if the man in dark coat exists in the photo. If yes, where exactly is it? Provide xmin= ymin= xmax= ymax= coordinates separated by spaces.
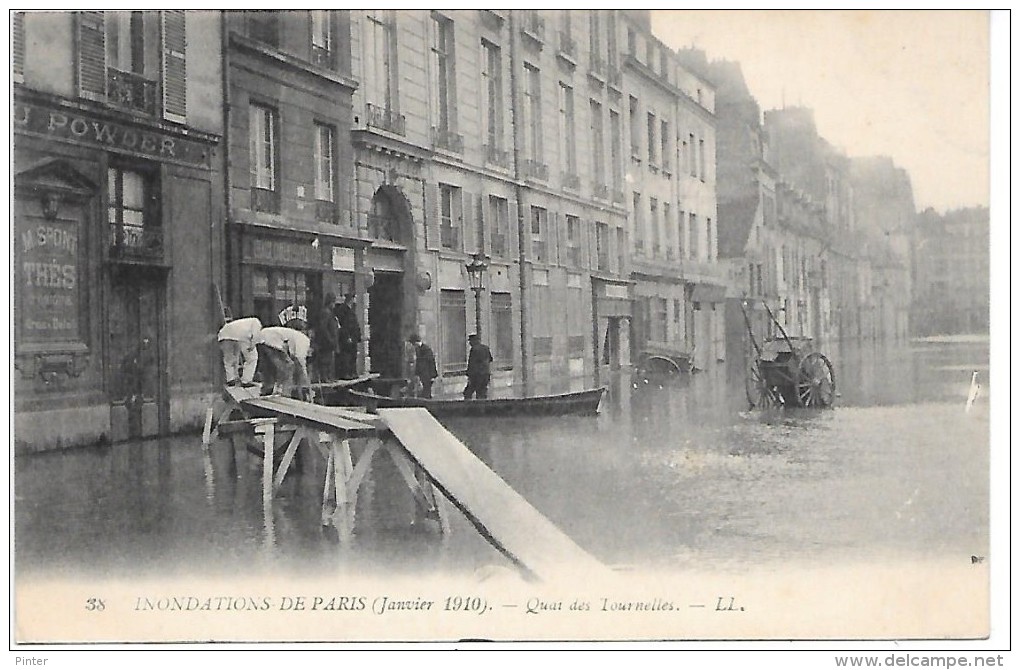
xmin=334 ymin=294 xmax=361 ymax=379
xmin=314 ymin=292 xmax=341 ymax=382
xmin=463 ymin=333 xmax=493 ymax=399
xmin=408 ymin=333 xmax=439 ymax=398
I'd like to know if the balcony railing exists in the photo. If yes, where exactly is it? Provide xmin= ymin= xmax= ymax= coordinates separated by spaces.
xmin=365 ymin=103 xmax=406 ymax=136
xmin=431 ymin=126 xmax=464 ymax=154
xmin=561 ymin=172 xmax=581 ymax=191
xmin=520 ymin=11 xmax=545 ymax=42
xmin=522 ymin=159 xmax=549 ymax=181
xmin=107 ymin=68 xmax=158 ymax=116
xmin=491 ymin=232 xmax=508 ymax=258
xmin=311 ymin=44 xmax=335 ymax=69
xmin=440 ymin=224 xmax=460 ymax=250
xmin=531 ymin=239 xmax=547 ymax=263
xmin=592 ymin=182 xmax=609 ymax=200
xmin=558 ymin=31 xmax=576 ymax=58
xmin=483 ymin=143 xmax=510 ymax=169
xmin=566 ymin=245 xmax=581 ymax=268
xmin=316 ymin=200 xmax=337 ymax=224
xmin=367 ymin=214 xmax=399 ymax=242
xmin=109 ymin=223 xmax=163 ymax=260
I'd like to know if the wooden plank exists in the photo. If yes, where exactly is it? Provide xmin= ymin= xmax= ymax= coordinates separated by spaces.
xmin=268 ymin=396 xmax=381 ymax=426
xmin=240 ymin=396 xmax=376 ymax=437
xmin=377 ymin=408 xmax=608 ymax=581
xmin=223 ymin=384 xmax=263 ymax=404
xmin=308 ymin=373 xmax=380 ymax=391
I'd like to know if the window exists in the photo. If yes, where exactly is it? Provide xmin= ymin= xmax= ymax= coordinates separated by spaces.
xmin=567 ymin=282 xmax=586 ymax=354
xmin=365 ymin=11 xmax=397 ymax=112
xmin=590 ymin=100 xmax=605 ymax=188
xmin=523 ymin=64 xmax=543 ymax=163
xmin=559 ymin=83 xmax=577 ymax=177
xmin=531 ymin=271 xmax=552 ymax=358
xmin=706 ymin=217 xmax=713 ymax=261
xmin=489 ymin=196 xmax=510 ymax=258
xmin=606 ymin=12 xmax=618 ymax=71
xmin=699 ymin=138 xmax=706 ymax=180
xmin=588 ymin=11 xmax=602 ymax=72
xmin=566 ymin=215 xmax=582 ymax=267
xmin=440 ymin=290 xmax=467 ymax=373
xmin=249 ymin=103 xmax=278 ymax=212
xmin=610 ymin=109 xmax=623 ymax=190
xmin=689 ymin=212 xmax=699 ymax=259
xmin=491 ymin=293 xmax=513 ymax=367
xmin=481 ymin=40 xmax=504 ymax=151
xmin=595 ymin=221 xmax=610 ymax=272
xmin=632 ymin=192 xmax=643 ymax=252
xmin=673 ymin=298 xmax=683 ymax=342
xmin=431 ymin=13 xmax=457 ymax=133
xmin=439 ymin=184 xmax=462 ymax=250
xmin=311 ymin=10 xmax=334 ymax=67
xmin=108 ymin=167 xmax=159 ymax=255
xmin=627 ymin=27 xmax=636 ymax=56
xmin=649 ymin=198 xmax=659 ymax=256
xmin=652 ymin=297 xmax=668 ymax=342
xmin=678 ymin=208 xmax=686 ymax=258
xmin=530 ymin=206 xmax=548 ymax=263
xmin=629 ymin=96 xmax=640 ymax=158
xmin=663 ymin=202 xmax=672 ymax=258
xmin=106 ymin=11 xmax=144 ymax=74
xmin=314 ymin=123 xmax=336 ymax=221
xmin=646 ymin=111 xmax=657 ymax=165
xmin=616 ymin=227 xmax=626 ymax=273
xmin=689 ymin=133 xmax=697 ymax=177
xmin=660 ymin=120 xmax=670 ymax=172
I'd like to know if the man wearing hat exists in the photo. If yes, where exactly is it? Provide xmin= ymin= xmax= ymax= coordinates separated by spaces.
xmin=463 ymin=333 xmax=493 ymax=400
xmin=408 ymin=332 xmax=438 ymax=399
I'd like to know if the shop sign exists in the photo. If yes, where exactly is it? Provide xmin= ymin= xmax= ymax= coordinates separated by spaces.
xmin=331 ymin=246 xmax=355 ymax=271
xmin=13 ymin=99 xmax=212 ymax=168
xmin=18 ymin=216 xmax=82 ymax=344
xmin=247 ymin=236 xmax=321 ymax=268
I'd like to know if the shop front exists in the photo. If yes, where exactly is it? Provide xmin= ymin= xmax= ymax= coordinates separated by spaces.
xmin=591 ymin=278 xmax=633 ymax=382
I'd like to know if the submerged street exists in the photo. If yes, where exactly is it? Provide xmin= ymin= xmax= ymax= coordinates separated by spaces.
xmin=14 ymin=338 xmax=989 ymax=582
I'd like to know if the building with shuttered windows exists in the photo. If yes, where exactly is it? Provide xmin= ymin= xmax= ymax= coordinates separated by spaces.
xmin=13 ymin=11 xmax=225 ymax=450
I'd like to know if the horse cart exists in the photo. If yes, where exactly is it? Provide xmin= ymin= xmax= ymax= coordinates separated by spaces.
xmin=741 ymin=301 xmax=836 ymax=409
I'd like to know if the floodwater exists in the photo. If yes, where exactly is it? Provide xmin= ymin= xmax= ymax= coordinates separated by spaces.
xmin=13 ymin=337 xmax=990 ymax=582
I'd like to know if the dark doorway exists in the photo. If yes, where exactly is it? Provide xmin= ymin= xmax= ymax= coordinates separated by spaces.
xmin=108 ymin=267 xmax=165 ymax=441
xmin=368 ymin=271 xmax=404 ymax=379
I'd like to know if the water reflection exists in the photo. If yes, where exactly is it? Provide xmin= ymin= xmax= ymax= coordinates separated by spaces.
xmin=14 ymin=338 xmax=989 ymax=579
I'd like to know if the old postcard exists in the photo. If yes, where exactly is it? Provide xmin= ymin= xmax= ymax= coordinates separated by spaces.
xmin=9 ymin=8 xmax=1002 ymax=653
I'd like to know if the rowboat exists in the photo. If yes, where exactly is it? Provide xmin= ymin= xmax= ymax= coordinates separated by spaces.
xmin=341 ymin=386 xmax=608 ymax=418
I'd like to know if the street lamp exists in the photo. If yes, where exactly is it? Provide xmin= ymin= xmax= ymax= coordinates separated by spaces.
xmin=465 ymin=252 xmax=489 ymax=338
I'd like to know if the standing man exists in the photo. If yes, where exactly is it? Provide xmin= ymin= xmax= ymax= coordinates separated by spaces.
xmin=408 ymin=333 xmax=439 ymax=399
xmin=314 ymin=292 xmax=341 ymax=382
xmin=217 ymin=317 xmax=262 ymax=386
xmin=334 ymin=294 xmax=361 ymax=379
xmin=256 ymin=325 xmax=312 ymax=398
xmin=463 ymin=333 xmax=493 ymax=400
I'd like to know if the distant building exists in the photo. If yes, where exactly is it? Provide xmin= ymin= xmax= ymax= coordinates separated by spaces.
xmin=912 ymin=207 xmax=989 ymax=335
xmin=14 ymin=11 xmax=225 ymax=450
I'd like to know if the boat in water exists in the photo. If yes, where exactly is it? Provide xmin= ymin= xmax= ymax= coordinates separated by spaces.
xmin=340 ymin=386 xmax=607 ymax=418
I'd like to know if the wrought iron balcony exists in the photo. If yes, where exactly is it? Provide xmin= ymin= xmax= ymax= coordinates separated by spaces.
xmin=366 ymin=214 xmax=399 ymax=242
xmin=365 ymin=103 xmax=406 ymax=136
xmin=316 ymin=200 xmax=337 ymax=223
xmin=431 ymin=126 xmax=464 ymax=154
xmin=107 ymin=68 xmax=158 ymax=116
xmin=592 ymin=182 xmax=609 ymax=200
xmin=484 ymin=143 xmax=510 ymax=169
xmin=522 ymin=159 xmax=549 ymax=181
xmin=109 ymin=223 xmax=163 ymax=260
xmin=561 ymin=172 xmax=581 ymax=191
xmin=440 ymin=224 xmax=460 ymax=250
xmin=520 ymin=11 xmax=545 ymax=42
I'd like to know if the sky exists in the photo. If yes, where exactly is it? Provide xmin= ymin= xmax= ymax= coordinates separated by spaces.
xmin=651 ymin=10 xmax=991 ymax=213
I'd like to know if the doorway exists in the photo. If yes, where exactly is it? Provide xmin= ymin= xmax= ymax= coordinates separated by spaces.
xmin=108 ymin=267 xmax=166 ymax=441
xmin=368 ymin=271 xmax=404 ymax=378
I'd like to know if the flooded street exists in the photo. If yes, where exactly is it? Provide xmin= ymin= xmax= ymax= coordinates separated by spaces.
xmin=14 ymin=338 xmax=989 ymax=582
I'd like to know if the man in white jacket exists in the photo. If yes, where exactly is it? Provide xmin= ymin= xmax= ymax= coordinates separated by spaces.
xmin=256 ymin=325 xmax=312 ymax=397
xmin=217 ymin=317 xmax=263 ymax=386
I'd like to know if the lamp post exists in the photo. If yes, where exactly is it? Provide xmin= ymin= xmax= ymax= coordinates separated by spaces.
xmin=465 ymin=252 xmax=489 ymax=338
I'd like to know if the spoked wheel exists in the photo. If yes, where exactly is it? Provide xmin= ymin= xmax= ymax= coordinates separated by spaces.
xmin=796 ymin=353 xmax=836 ymax=408
xmin=746 ymin=359 xmax=780 ymax=409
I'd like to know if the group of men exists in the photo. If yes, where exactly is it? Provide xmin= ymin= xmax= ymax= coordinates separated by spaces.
xmin=405 ymin=332 xmax=491 ymax=400
xmin=215 ymin=293 xmax=362 ymax=399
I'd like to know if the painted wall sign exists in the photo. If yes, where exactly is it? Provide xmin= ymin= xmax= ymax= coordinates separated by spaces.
xmin=18 ymin=214 xmax=82 ymax=344
xmin=13 ymin=99 xmax=212 ymax=168
xmin=331 ymin=246 xmax=355 ymax=271
xmin=246 ymin=236 xmax=322 ymax=268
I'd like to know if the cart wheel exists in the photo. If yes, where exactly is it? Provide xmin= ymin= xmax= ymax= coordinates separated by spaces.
xmin=746 ymin=359 xmax=780 ymax=409
xmin=797 ymin=353 xmax=836 ymax=408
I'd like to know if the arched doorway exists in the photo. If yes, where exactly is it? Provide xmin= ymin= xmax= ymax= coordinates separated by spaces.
xmin=366 ymin=187 xmax=416 ymax=380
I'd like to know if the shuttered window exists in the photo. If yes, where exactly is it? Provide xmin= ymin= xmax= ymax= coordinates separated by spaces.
xmin=440 ymin=290 xmax=467 ymax=373
xmin=491 ymin=293 xmax=513 ymax=368
xmin=161 ymin=10 xmax=187 ymax=122
xmin=77 ymin=11 xmax=107 ymax=100
xmin=13 ymin=12 xmax=25 ymax=82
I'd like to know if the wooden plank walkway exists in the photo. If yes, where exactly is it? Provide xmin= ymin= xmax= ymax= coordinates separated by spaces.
xmin=241 ymin=395 xmax=378 ymax=437
xmin=378 ymin=407 xmax=608 ymax=581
